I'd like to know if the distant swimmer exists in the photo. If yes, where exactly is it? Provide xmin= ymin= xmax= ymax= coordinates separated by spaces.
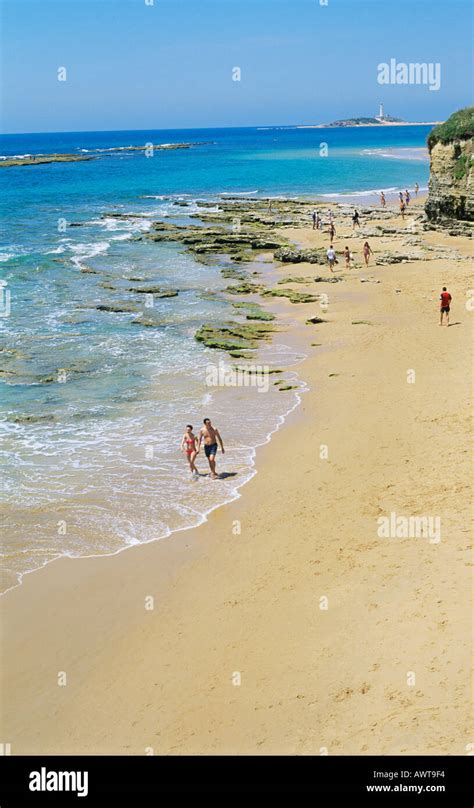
xmin=327 ymin=244 xmax=337 ymax=272
xmin=181 ymin=424 xmax=199 ymax=476
xmin=405 ymin=189 xmax=411 ymax=205
xmin=415 ymin=182 xmax=419 ymax=196
xmin=439 ymin=286 xmax=452 ymax=326
xmin=363 ymin=241 xmax=373 ymax=267
xmin=352 ymin=209 xmax=360 ymax=229
xmin=380 ymin=191 xmax=386 ymax=207
xmin=199 ymin=417 xmax=225 ymax=479
xmin=329 ymin=222 xmax=336 ymax=241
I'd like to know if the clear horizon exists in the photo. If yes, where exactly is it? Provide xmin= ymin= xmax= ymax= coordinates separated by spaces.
xmin=0 ymin=120 xmax=445 ymax=138
xmin=1 ymin=0 xmax=472 ymax=135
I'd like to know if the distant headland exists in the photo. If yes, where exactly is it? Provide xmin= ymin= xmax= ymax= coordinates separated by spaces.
xmin=296 ymin=104 xmax=443 ymax=129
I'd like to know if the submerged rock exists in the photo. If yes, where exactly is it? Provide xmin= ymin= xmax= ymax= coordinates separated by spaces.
xmin=127 ymin=286 xmax=179 ymax=297
xmin=232 ymin=302 xmax=275 ymax=321
xmin=95 ymin=303 xmax=141 ymax=314
xmin=224 ymin=282 xmax=264 ymax=295
xmin=195 ymin=321 xmax=275 ymax=352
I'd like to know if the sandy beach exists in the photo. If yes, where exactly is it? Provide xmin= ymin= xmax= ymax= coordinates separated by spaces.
xmin=1 ymin=197 xmax=472 ymax=756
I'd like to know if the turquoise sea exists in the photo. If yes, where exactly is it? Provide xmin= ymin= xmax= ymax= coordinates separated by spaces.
xmin=0 ymin=125 xmax=431 ymax=592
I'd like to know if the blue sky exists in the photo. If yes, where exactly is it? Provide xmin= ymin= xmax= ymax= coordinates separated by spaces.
xmin=1 ymin=0 xmax=472 ymax=133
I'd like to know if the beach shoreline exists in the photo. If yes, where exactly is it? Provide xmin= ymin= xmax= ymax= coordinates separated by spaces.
xmin=1 ymin=197 xmax=471 ymax=756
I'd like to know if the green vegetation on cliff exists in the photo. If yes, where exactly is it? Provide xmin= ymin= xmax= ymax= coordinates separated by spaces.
xmin=427 ymin=107 xmax=474 ymax=151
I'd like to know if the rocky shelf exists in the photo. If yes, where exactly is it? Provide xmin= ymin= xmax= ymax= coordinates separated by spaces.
xmin=0 ymin=154 xmax=95 ymax=168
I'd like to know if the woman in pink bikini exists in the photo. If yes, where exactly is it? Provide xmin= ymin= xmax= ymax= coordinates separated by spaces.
xmin=180 ymin=424 xmax=199 ymax=476
xmin=363 ymin=241 xmax=373 ymax=267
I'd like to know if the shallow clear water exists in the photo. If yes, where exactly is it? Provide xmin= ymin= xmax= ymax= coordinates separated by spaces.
xmin=0 ymin=125 xmax=431 ymax=591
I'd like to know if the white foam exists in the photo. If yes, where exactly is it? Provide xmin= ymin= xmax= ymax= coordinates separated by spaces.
xmin=218 ymin=190 xmax=259 ymax=196
xmin=45 ymin=246 xmax=66 ymax=255
xmin=361 ymin=147 xmax=429 ymax=161
xmin=69 ymin=240 xmax=111 ymax=269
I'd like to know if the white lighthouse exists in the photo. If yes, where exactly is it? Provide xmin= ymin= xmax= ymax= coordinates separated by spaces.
xmin=378 ymin=103 xmax=385 ymax=120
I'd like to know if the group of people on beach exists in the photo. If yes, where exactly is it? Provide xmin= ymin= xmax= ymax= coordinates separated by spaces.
xmin=183 ymin=186 xmax=448 ymax=475
xmin=326 ymin=240 xmax=372 ymax=271
xmin=379 ymin=184 xmax=419 ymax=215
xmin=314 ymin=208 xmax=372 ymax=271
xmin=180 ymin=418 xmax=225 ymax=479
xmin=314 ymin=204 xmax=453 ymax=325
xmin=314 ymin=181 xmax=421 ymax=271
xmin=312 ymin=208 xmax=361 ymax=234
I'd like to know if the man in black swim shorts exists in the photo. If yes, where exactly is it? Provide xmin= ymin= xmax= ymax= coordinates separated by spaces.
xmin=439 ymin=286 xmax=452 ymax=326
xmin=199 ymin=418 xmax=225 ymax=479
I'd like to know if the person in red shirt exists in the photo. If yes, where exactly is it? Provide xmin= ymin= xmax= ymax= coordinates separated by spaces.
xmin=439 ymin=286 xmax=452 ymax=326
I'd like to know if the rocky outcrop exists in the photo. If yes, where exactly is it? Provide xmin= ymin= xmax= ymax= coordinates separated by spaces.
xmin=425 ymin=107 xmax=474 ymax=223
xmin=274 ymin=247 xmax=327 ymax=264
xmin=0 ymin=154 xmax=95 ymax=168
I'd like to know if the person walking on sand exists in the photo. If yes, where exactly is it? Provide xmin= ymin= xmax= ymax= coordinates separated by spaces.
xmin=181 ymin=424 xmax=199 ymax=476
xmin=343 ymin=245 xmax=352 ymax=269
xmin=400 ymin=200 xmax=406 ymax=220
xmin=328 ymin=210 xmax=334 ymax=224
xmin=352 ymin=209 xmax=360 ymax=229
xmin=315 ymin=212 xmax=321 ymax=230
xmin=327 ymin=244 xmax=337 ymax=272
xmin=439 ymin=286 xmax=452 ymax=326
xmin=199 ymin=418 xmax=224 ymax=479
xmin=399 ymin=192 xmax=404 ymax=204
xmin=363 ymin=241 xmax=373 ymax=267
xmin=328 ymin=222 xmax=336 ymax=241
xmin=312 ymin=210 xmax=317 ymax=230
xmin=380 ymin=191 xmax=386 ymax=207
xmin=415 ymin=182 xmax=419 ymax=196
xmin=405 ymin=189 xmax=411 ymax=205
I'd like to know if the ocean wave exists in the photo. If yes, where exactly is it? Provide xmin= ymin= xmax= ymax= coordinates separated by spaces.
xmin=218 ymin=190 xmax=259 ymax=196
xmin=2 ymin=387 xmax=306 ymax=596
xmin=45 ymin=245 xmax=67 ymax=255
xmin=0 ymin=153 xmax=32 ymax=160
xmin=361 ymin=147 xmax=429 ymax=161
xmin=69 ymin=240 xmax=111 ymax=269
xmin=110 ymin=233 xmax=133 ymax=242
xmin=320 ymin=186 xmax=399 ymax=198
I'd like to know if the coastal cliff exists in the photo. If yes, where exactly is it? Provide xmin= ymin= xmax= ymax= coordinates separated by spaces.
xmin=425 ymin=107 xmax=474 ymax=223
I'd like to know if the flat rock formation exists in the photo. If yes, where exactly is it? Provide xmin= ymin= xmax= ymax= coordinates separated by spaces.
xmin=0 ymin=154 xmax=95 ymax=168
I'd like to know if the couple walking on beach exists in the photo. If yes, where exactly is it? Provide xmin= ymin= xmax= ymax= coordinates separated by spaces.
xmin=327 ymin=241 xmax=372 ymax=271
xmin=180 ymin=418 xmax=225 ymax=479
